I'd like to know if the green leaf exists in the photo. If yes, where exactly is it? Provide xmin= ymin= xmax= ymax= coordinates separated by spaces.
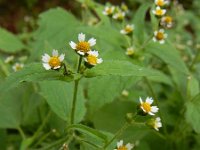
xmin=0 ymin=83 xmax=34 ymax=128
xmin=86 ymin=76 xmax=139 ymax=114
xmin=0 ymin=63 xmax=65 ymax=93
xmin=31 ymin=7 xmax=81 ymax=61
xmin=0 ymin=27 xmax=25 ymax=53
xmin=185 ymin=94 xmax=200 ymax=133
xmin=133 ymin=2 xmax=151 ymax=44
xmin=39 ymin=81 xmax=86 ymax=123
xmin=84 ymin=60 xmax=172 ymax=85
xmin=187 ymin=76 xmax=199 ymax=98
xmin=146 ymin=42 xmax=189 ymax=74
xmin=67 ymin=124 xmax=108 ymax=143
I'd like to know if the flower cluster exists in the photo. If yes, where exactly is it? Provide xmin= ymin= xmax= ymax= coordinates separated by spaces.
xmin=42 ymin=33 xmax=102 ymax=72
xmin=69 ymin=33 xmax=103 ymax=66
xmin=152 ymin=0 xmax=173 ymax=44
xmin=4 ymin=55 xmax=25 ymax=72
xmin=102 ymin=3 xmax=129 ymax=21
xmin=139 ymin=97 xmax=162 ymax=131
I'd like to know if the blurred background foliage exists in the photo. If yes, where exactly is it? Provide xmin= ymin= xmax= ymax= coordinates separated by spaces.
xmin=1 ymin=0 xmax=200 ymax=150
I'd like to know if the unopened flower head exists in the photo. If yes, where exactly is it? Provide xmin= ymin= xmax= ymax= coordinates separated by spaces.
xmin=84 ymin=50 xmax=103 ymax=66
xmin=153 ymin=117 xmax=162 ymax=131
xmin=4 ymin=55 xmax=14 ymax=63
xmin=152 ymin=6 xmax=166 ymax=17
xmin=121 ymin=3 xmax=129 ymax=13
xmin=102 ymin=6 xmax=115 ymax=16
xmin=69 ymin=33 xmax=96 ymax=56
xmin=139 ymin=97 xmax=159 ymax=115
xmin=114 ymin=140 xmax=134 ymax=150
xmin=160 ymin=16 xmax=173 ymax=28
xmin=113 ymin=11 xmax=125 ymax=21
xmin=12 ymin=63 xmax=24 ymax=72
xmin=120 ymin=24 xmax=134 ymax=35
xmin=155 ymin=0 xmax=169 ymax=7
xmin=153 ymin=29 xmax=167 ymax=44
xmin=42 ymin=49 xmax=65 ymax=70
xmin=122 ymin=89 xmax=129 ymax=97
xmin=126 ymin=47 xmax=135 ymax=56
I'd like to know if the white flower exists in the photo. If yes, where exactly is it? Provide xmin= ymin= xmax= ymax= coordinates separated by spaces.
xmin=120 ymin=24 xmax=134 ymax=35
xmin=126 ymin=47 xmax=135 ymax=56
xmin=102 ymin=6 xmax=115 ymax=16
xmin=12 ymin=63 xmax=24 ymax=72
xmin=4 ymin=55 xmax=14 ymax=63
xmin=84 ymin=50 xmax=103 ymax=66
xmin=152 ymin=6 xmax=166 ymax=17
xmin=113 ymin=11 xmax=125 ymax=20
xmin=153 ymin=29 xmax=168 ymax=44
xmin=42 ymin=49 xmax=65 ymax=70
xmin=153 ymin=117 xmax=162 ymax=131
xmin=69 ymin=33 xmax=96 ymax=55
xmin=114 ymin=140 xmax=134 ymax=150
xmin=139 ymin=97 xmax=159 ymax=115
xmin=155 ymin=0 xmax=169 ymax=7
xmin=160 ymin=16 xmax=173 ymax=28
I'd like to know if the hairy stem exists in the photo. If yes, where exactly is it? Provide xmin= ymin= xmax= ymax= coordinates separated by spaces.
xmin=70 ymin=56 xmax=82 ymax=124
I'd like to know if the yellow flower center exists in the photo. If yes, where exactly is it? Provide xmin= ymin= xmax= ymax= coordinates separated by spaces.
xmin=118 ymin=146 xmax=128 ymax=150
xmin=49 ymin=56 xmax=61 ymax=68
xmin=106 ymin=8 xmax=113 ymax=15
xmin=76 ymin=41 xmax=90 ymax=53
xmin=125 ymin=26 xmax=133 ymax=33
xmin=141 ymin=102 xmax=151 ymax=112
xmin=87 ymin=55 xmax=97 ymax=65
xmin=156 ymin=0 xmax=164 ymax=7
xmin=156 ymin=9 xmax=163 ymax=16
xmin=165 ymin=16 xmax=172 ymax=23
xmin=156 ymin=32 xmax=164 ymax=40
xmin=15 ymin=65 xmax=22 ymax=71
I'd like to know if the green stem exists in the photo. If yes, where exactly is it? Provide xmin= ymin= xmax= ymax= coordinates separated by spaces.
xmin=139 ymin=34 xmax=153 ymax=51
xmin=189 ymin=48 xmax=200 ymax=70
xmin=70 ymin=56 xmax=82 ymax=124
xmin=144 ymin=77 xmax=168 ymax=136
xmin=103 ymin=122 xmax=129 ymax=149
xmin=31 ymin=111 xmax=51 ymax=143
xmin=17 ymin=126 xmax=26 ymax=140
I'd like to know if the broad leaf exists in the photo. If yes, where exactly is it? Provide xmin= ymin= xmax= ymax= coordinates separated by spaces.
xmin=0 ymin=27 xmax=25 ymax=53
xmin=39 ymin=81 xmax=86 ymax=123
xmin=185 ymin=94 xmax=200 ymax=133
xmin=0 ymin=63 xmax=77 ymax=93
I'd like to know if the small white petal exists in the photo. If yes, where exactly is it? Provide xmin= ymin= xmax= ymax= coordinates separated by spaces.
xmin=43 ymin=63 xmax=51 ymax=70
xmin=126 ymin=143 xmax=134 ymax=150
xmin=148 ymin=112 xmax=155 ymax=116
xmin=97 ymin=58 xmax=103 ymax=64
xmin=59 ymin=54 xmax=65 ymax=61
xmin=69 ymin=41 xmax=77 ymax=49
xmin=146 ymin=97 xmax=153 ymax=104
xmin=77 ymin=51 xmax=85 ymax=55
xmin=154 ymin=31 xmax=158 ymax=36
xmin=88 ymin=50 xmax=99 ymax=56
xmin=42 ymin=54 xmax=50 ymax=63
xmin=160 ymin=40 xmax=165 ymax=44
xmin=152 ymin=10 xmax=156 ymax=14
xmin=53 ymin=66 xmax=61 ymax=69
xmin=52 ymin=49 xmax=58 ymax=56
xmin=88 ymin=38 xmax=96 ymax=46
xmin=84 ymin=57 xmax=88 ymax=62
xmin=151 ymin=106 xmax=159 ymax=113
xmin=120 ymin=30 xmax=126 ymax=34
xmin=159 ymin=29 xmax=164 ymax=33
xmin=162 ymin=9 xmax=166 ymax=15
xmin=117 ymin=140 xmax=123 ymax=148
xmin=78 ymin=33 xmax=85 ymax=42
xmin=139 ymin=97 xmax=143 ymax=104
xmin=153 ymin=37 xmax=157 ymax=42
